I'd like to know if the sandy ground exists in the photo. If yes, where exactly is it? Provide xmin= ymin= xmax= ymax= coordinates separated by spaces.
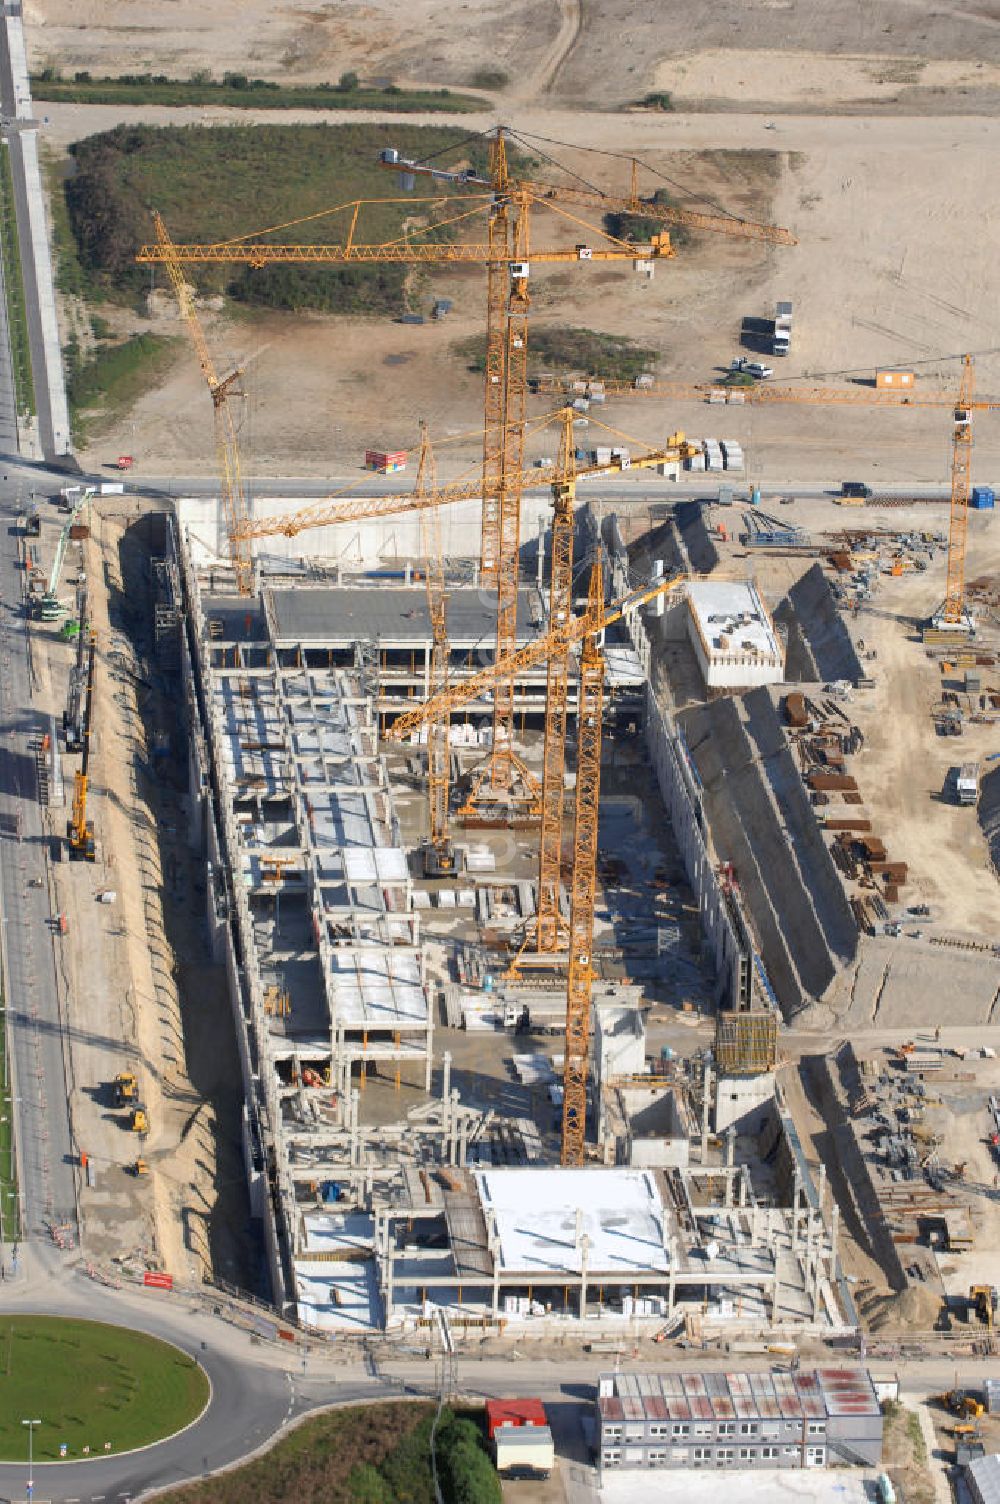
xmin=31 ymin=101 xmax=1000 ymax=484
xmin=654 ymin=49 xmax=1000 ymax=109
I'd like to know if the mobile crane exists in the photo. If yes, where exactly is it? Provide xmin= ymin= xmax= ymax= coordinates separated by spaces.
xmin=39 ymin=491 xmax=92 ymax=621
xmin=68 ymin=629 xmax=97 ymax=861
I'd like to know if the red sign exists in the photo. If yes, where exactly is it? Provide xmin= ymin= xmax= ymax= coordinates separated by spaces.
xmin=143 ymin=1271 xmax=174 ymax=1290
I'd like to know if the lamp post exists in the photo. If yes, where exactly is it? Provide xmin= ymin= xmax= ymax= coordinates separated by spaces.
xmin=22 ymin=1417 xmax=39 ymax=1500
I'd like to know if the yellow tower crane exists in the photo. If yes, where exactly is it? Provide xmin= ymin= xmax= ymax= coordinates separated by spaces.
xmin=385 ymin=565 xmax=686 ymax=1160
xmin=138 ymin=128 xmax=793 ymax=817
xmin=379 ymin=126 xmax=794 ymax=819
xmin=533 ymin=354 xmax=1000 ymax=626
xmin=151 ymin=211 xmax=254 ymax=595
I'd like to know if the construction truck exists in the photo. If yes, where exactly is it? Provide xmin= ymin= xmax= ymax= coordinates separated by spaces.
xmin=972 ymin=1284 xmax=997 ymax=1331
xmin=956 ymin=763 xmax=980 ymax=806
xmin=942 ymin=1388 xmax=985 ymax=1418
xmin=111 ymin=1071 xmax=138 ymax=1107
xmin=129 ymin=1106 xmax=149 ymax=1135
xmin=131 ymin=1158 xmax=149 ymax=1177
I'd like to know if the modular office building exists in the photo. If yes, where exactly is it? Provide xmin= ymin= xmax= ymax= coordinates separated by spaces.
xmin=596 ymin=1367 xmax=882 ymax=1472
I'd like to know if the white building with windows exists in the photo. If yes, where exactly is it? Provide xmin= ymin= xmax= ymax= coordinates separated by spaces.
xmin=595 ymin=1367 xmax=882 ymax=1472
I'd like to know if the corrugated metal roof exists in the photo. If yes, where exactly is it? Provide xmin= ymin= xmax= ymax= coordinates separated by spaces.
xmin=967 ymin=1452 xmax=1000 ymax=1504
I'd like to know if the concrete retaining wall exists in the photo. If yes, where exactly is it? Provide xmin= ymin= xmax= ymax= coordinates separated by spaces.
xmin=683 ymin=689 xmax=858 ymax=1018
xmin=776 ymin=564 xmax=862 ymax=685
xmin=594 ymin=505 xmax=752 ymax=1010
xmin=980 ymin=765 xmax=1000 ymax=878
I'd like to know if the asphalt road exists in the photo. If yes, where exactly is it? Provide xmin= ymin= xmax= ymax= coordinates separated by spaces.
xmin=0 ymin=478 xmax=77 ymax=1247
xmin=0 ymin=451 xmax=956 ymax=505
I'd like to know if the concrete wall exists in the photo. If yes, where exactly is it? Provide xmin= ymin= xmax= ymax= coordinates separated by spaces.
xmin=682 ymin=690 xmax=858 ymax=1018
xmin=177 ymin=491 xmax=559 ymax=575
xmin=775 ymin=564 xmax=862 ymax=685
xmin=715 ymin=1071 xmax=775 ymax=1134
xmin=594 ymin=504 xmax=752 ymax=1010
xmin=980 ymin=764 xmax=1000 ymax=878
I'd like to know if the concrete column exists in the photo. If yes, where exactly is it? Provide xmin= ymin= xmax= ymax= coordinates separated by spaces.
xmin=724 ymin=1129 xmax=736 ymax=1208
xmin=701 ymin=1061 xmax=712 ymax=1160
xmin=580 ymin=1234 xmax=590 ymax=1321
xmin=790 ymin=1173 xmax=801 ymax=1251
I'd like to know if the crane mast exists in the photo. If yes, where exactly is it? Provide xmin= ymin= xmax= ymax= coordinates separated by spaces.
xmin=942 ymin=354 xmax=974 ymax=626
xmin=69 ymin=629 xmax=97 ymax=861
xmin=561 ymin=562 xmax=606 ymax=1166
xmin=415 ymin=426 xmax=457 ymax=875
xmin=152 ymin=211 xmax=254 ymax=596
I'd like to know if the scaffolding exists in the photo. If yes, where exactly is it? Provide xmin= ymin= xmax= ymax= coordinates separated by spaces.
xmin=714 ymin=1009 xmax=779 ymax=1075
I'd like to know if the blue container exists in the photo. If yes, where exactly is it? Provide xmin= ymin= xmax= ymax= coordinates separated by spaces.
xmin=972 ymin=486 xmax=995 ymax=510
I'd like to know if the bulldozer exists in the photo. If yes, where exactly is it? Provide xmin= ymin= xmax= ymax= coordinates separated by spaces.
xmin=971 ymin=1284 xmax=998 ymax=1332
xmin=128 ymin=1105 xmax=149 ymax=1136
xmin=942 ymin=1389 xmax=985 ymax=1419
xmin=111 ymin=1071 xmax=137 ymax=1107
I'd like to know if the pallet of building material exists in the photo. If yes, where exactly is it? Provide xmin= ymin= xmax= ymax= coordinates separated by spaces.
xmin=859 ymin=836 xmax=887 ymax=860
xmin=784 ymin=691 xmax=809 ymax=727
xmin=870 ymin=861 xmax=908 ymax=883
xmin=809 ymin=771 xmax=859 ymax=791
xmin=884 ymin=884 xmax=900 ymax=904
xmin=825 ymin=818 xmax=873 ymax=831
xmin=843 ymin=791 xmax=864 ymax=805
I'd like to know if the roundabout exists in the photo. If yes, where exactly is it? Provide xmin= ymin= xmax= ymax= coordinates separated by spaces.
xmin=0 ymin=1316 xmax=210 ymax=1463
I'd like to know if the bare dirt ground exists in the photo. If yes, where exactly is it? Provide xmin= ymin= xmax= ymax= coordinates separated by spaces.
xmin=34 ymin=104 xmax=1000 ymax=484
xmin=36 ymin=502 xmax=256 ymax=1285
xmin=25 ymin=0 xmax=1000 ymax=113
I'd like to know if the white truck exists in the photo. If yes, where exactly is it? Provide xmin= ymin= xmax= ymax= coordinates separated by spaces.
xmin=956 ymin=763 xmax=980 ymax=806
xmin=773 ymin=300 xmax=793 ymax=356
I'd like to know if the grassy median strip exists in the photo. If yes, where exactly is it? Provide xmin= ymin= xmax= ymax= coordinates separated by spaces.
xmin=32 ymin=72 xmax=482 ymax=114
xmin=0 ymin=143 xmax=35 ymax=417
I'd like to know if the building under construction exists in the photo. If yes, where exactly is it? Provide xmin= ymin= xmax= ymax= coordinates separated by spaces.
xmin=169 ymin=496 xmax=852 ymax=1338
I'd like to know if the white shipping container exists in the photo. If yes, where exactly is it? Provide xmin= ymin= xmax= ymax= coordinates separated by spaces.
xmin=495 ymin=1426 xmax=555 ymax=1477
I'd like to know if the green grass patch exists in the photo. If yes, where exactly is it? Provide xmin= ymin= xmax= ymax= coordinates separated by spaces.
xmin=152 ymin=1402 xmax=500 ymax=1504
xmin=65 ymin=332 xmax=180 ymax=444
xmin=456 ymin=324 xmax=658 ymax=385
xmin=0 ymin=144 xmax=34 ymax=417
xmin=63 ymin=123 xmax=497 ymax=315
xmin=33 ymin=72 xmax=481 ymax=114
xmin=0 ymin=1317 xmax=208 ymax=1460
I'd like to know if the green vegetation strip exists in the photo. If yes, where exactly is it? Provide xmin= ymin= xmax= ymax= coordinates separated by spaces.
xmin=0 ymin=1317 xmax=209 ymax=1460
xmin=33 ymin=72 xmax=481 ymax=114
xmin=457 ymin=325 xmax=658 ymax=384
xmin=153 ymin=1402 xmax=501 ymax=1504
xmin=0 ymin=144 xmax=35 ymax=417
xmin=64 ymin=124 xmax=496 ymax=317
